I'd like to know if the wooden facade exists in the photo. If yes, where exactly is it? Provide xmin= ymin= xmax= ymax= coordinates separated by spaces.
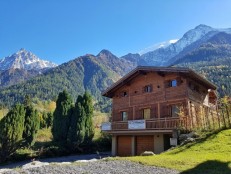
xmin=101 ymin=66 xmax=218 ymax=156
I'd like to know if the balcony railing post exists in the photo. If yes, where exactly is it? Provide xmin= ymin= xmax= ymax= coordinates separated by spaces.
xmin=165 ymin=117 xmax=167 ymax=128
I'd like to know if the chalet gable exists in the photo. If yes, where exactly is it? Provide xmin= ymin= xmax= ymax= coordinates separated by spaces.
xmin=102 ymin=66 xmax=217 ymax=98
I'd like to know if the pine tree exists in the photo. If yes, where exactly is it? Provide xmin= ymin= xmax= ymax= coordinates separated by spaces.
xmin=68 ymin=95 xmax=86 ymax=147
xmin=82 ymin=92 xmax=94 ymax=145
xmin=23 ymin=105 xmax=40 ymax=147
xmin=0 ymin=104 xmax=25 ymax=162
xmin=52 ymin=90 xmax=73 ymax=143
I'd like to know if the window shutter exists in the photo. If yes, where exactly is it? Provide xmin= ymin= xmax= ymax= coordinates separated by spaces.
xmin=151 ymin=104 xmax=157 ymax=118
xmin=112 ymin=110 xmax=119 ymax=121
xmin=160 ymin=103 xmax=169 ymax=117
xmin=128 ymin=108 xmax=133 ymax=120
xmin=139 ymin=109 xmax=143 ymax=119
xmin=164 ymin=80 xmax=170 ymax=88
xmin=150 ymin=84 xmax=153 ymax=92
xmin=176 ymin=77 xmax=182 ymax=86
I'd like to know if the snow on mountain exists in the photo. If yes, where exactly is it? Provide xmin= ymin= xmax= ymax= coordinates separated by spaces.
xmin=139 ymin=39 xmax=178 ymax=55
xmin=0 ymin=48 xmax=57 ymax=71
xmin=138 ymin=24 xmax=231 ymax=66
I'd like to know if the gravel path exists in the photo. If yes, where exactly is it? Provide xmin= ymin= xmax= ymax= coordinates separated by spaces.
xmin=1 ymin=159 xmax=179 ymax=174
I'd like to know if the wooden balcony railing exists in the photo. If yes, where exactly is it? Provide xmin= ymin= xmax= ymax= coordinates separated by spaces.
xmin=101 ymin=116 xmax=189 ymax=131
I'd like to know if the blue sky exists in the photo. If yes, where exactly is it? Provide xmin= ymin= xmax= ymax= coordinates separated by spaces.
xmin=0 ymin=0 xmax=231 ymax=64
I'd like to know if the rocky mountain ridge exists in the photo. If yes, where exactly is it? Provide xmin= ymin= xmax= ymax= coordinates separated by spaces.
xmin=0 ymin=48 xmax=57 ymax=71
xmin=123 ymin=24 xmax=231 ymax=66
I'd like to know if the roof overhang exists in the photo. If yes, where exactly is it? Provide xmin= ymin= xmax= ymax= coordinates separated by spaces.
xmin=102 ymin=66 xmax=217 ymax=98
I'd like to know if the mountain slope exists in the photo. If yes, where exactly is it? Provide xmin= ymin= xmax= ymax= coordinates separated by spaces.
xmin=0 ymin=69 xmax=42 ymax=88
xmin=174 ymin=32 xmax=231 ymax=96
xmin=0 ymin=50 xmax=135 ymax=111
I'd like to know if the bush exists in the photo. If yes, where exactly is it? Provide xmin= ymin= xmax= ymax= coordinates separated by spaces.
xmin=94 ymin=132 xmax=112 ymax=152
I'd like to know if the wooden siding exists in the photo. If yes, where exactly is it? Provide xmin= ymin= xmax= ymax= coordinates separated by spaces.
xmin=112 ymin=72 xmax=188 ymax=121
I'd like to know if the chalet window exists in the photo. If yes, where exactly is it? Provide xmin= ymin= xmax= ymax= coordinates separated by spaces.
xmin=170 ymin=105 xmax=180 ymax=117
xmin=121 ymin=111 xmax=128 ymax=121
xmin=121 ymin=91 xmax=128 ymax=97
xmin=189 ymin=82 xmax=200 ymax=93
xmin=166 ymin=77 xmax=182 ymax=88
xmin=170 ymin=79 xmax=177 ymax=87
xmin=143 ymin=85 xmax=152 ymax=93
xmin=143 ymin=108 xmax=151 ymax=119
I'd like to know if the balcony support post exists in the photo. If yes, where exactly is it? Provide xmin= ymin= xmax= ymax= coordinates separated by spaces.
xmin=131 ymin=136 xmax=136 ymax=156
xmin=111 ymin=135 xmax=117 ymax=156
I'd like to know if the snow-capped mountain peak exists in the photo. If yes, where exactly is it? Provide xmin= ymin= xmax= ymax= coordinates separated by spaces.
xmin=137 ymin=24 xmax=220 ymax=66
xmin=0 ymin=49 xmax=57 ymax=71
xmin=175 ymin=24 xmax=215 ymax=52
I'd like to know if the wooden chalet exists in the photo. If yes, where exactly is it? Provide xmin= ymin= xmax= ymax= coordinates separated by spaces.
xmin=101 ymin=66 xmax=218 ymax=156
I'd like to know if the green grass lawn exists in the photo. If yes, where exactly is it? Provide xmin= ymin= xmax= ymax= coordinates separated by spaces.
xmin=123 ymin=129 xmax=231 ymax=174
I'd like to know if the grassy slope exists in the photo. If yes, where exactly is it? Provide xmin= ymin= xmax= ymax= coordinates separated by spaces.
xmin=124 ymin=129 xmax=231 ymax=174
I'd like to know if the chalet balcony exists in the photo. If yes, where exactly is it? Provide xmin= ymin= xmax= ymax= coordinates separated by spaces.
xmin=101 ymin=116 xmax=189 ymax=132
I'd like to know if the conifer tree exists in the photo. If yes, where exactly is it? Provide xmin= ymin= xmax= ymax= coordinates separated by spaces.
xmin=82 ymin=92 xmax=94 ymax=144
xmin=68 ymin=95 xmax=86 ymax=147
xmin=23 ymin=105 xmax=40 ymax=147
xmin=0 ymin=104 xmax=25 ymax=162
xmin=52 ymin=90 xmax=73 ymax=143
xmin=22 ymin=95 xmax=40 ymax=147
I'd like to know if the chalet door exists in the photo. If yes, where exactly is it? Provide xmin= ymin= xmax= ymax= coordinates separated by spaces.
xmin=164 ymin=134 xmax=171 ymax=150
xmin=170 ymin=105 xmax=180 ymax=117
xmin=143 ymin=108 xmax=151 ymax=119
xmin=117 ymin=136 xmax=132 ymax=156
xmin=136 ymin=135 xmax=154 ymax=155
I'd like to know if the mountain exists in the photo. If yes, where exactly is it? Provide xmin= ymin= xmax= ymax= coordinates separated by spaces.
xmin=0 ymin=49 xmax=57 ymax=89
xmin=173 ymin=32 xmax=231 ymax=64
xmin=123 ymin=24 xmax=231 ymax=66
xmin=0 ymin=50 xmax=135 ymax=111
xmin=121 ymin=53 xmax=141 ymax=65
xmin=97 ymin=49 xmax=136 ymax=76
xmin=0 ymin=48 xmax=57 ymax=71
xmin=173 ymin=32 xmax=231 ymax=96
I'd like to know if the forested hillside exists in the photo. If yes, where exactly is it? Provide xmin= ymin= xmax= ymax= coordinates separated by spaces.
xmin=0 ymin=50 xmax=135 ymax=112
xmin=174 ymin=32 xmax=231 ymax=96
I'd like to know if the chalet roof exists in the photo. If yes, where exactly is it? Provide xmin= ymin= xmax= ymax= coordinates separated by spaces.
xmin=102 ymin=66 xmax=217 ymax=98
